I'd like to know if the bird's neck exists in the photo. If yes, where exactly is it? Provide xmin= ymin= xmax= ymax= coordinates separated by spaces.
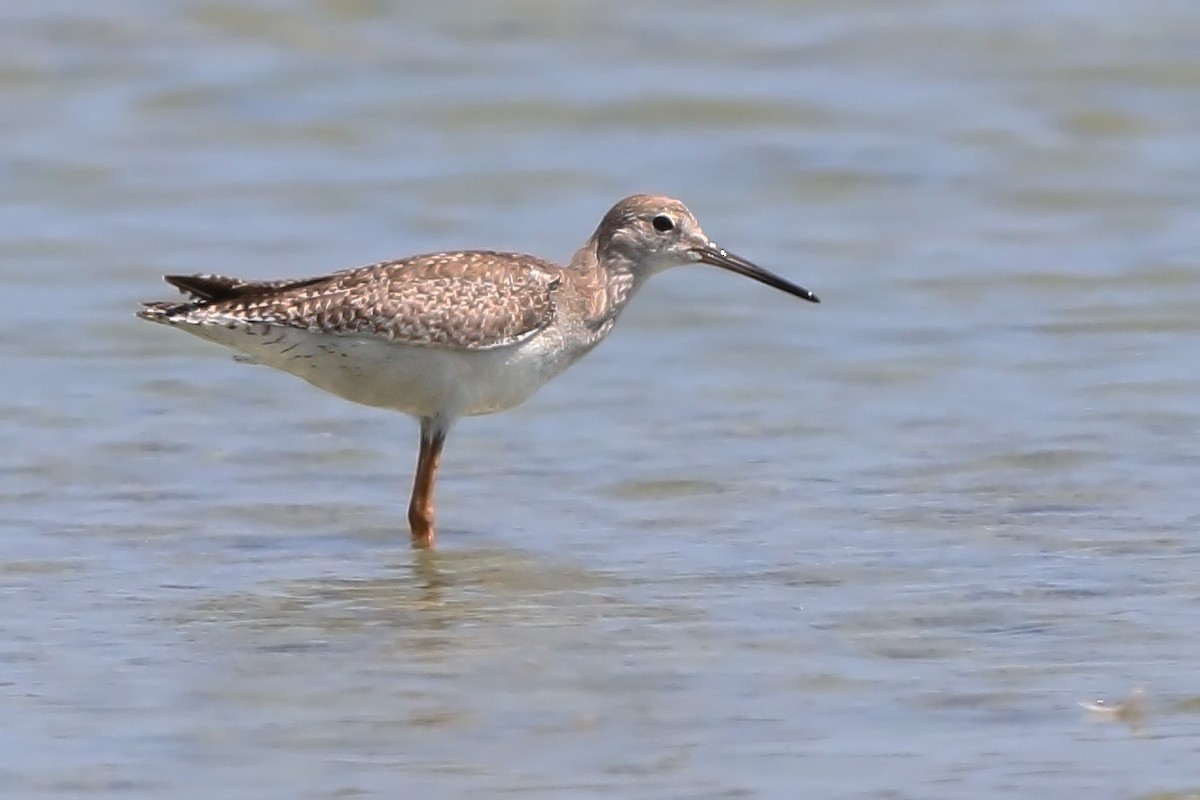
xmin=566 ymin=242 xmax=644 ymax=332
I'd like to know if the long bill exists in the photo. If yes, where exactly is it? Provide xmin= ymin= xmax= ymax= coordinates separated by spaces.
xmin=695 ymin=244 xmax=820 ymax=303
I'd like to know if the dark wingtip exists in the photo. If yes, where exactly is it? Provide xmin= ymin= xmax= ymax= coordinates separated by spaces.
xmin=164 ymin=274 xmax=225 ymax=301
xmin=164 ymin=272 xmax=330 ymax=303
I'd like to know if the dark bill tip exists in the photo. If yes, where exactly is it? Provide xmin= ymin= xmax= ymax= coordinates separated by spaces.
xmin=695 ymin=245 xmax=819 ymax=304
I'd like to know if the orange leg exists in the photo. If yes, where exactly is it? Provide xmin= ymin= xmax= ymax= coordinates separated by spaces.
xmin=408 ymin=419 xmax=446 ymax=548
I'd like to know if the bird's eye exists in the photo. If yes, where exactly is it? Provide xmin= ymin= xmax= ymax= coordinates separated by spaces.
xmin=652 ymin=214 xmax=675 ymax=233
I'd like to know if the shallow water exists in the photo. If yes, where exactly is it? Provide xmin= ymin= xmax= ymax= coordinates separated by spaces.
xmin=3 ymin=1 xmax=1200 ymax=797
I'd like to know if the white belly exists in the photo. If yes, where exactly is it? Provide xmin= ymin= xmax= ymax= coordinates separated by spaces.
xmin=184 ymin=321 xmax=575 ymax=419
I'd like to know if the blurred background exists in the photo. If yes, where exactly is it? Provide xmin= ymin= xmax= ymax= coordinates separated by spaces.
xmin=2 ymin=1 xmax=1199 ymax=797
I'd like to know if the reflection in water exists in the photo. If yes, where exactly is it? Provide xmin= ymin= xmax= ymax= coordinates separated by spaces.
xmin=181 ymin=545 xmax=638 ymax=665
xmin=410 ymin=547 xmax=449 ymax=609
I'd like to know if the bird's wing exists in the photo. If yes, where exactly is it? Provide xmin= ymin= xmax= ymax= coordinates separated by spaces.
xmin=147 ymin=251 xmax=564 ymax=351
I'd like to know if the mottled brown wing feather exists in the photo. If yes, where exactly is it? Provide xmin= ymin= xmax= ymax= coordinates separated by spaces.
xmin=165 ymin=251 xmax=563 ymax=351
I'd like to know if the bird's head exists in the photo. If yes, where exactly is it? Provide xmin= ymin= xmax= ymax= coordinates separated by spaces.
xmin=590 ymin=194 xmax=819 ymax=303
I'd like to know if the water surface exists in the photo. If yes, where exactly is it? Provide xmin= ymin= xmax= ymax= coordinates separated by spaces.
xmin=3 ymin=1 xmax=1200 ymax=797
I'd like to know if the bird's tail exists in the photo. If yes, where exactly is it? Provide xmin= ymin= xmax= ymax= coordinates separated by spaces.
xmin=136 ymin=272 xmax=329 ymax=324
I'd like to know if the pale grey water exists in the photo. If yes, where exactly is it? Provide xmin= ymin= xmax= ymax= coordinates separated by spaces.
xmin=3 ymin=1 xmax=1200 ymax=798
